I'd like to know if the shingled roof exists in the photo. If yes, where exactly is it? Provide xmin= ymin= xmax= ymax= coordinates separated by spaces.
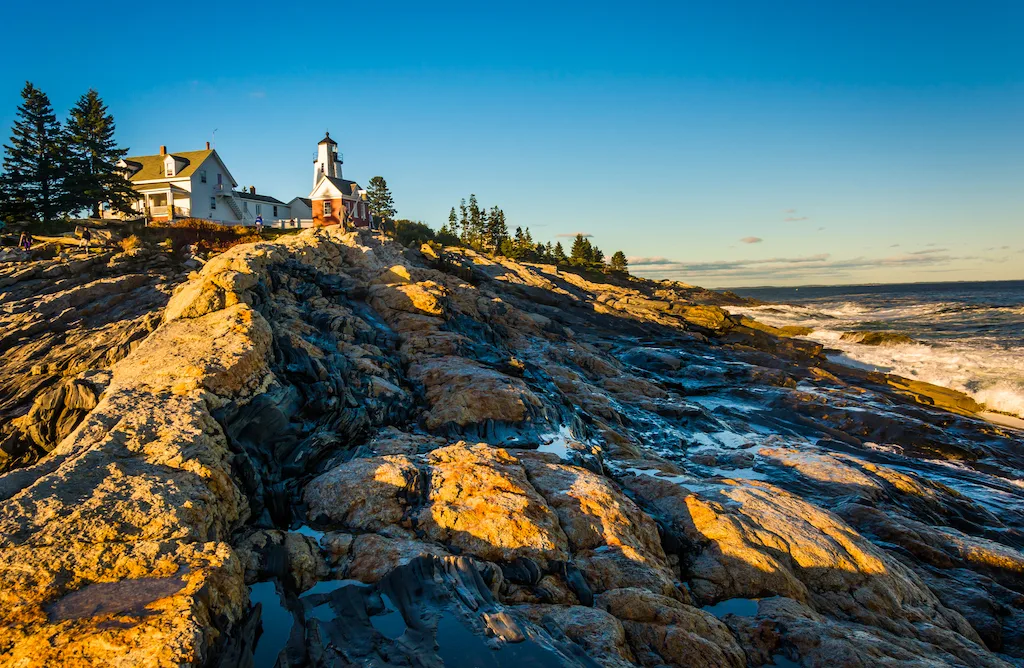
xmin=235 ymin=191 xmax=286 ymax=205
xmin=121 ymin=149 xmax=215 ymax=181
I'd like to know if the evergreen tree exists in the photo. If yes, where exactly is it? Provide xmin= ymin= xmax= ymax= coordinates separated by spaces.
xmin=63 ymin=90 xmax=135 ymax=217
xmin=486 ymin=205 xmax=508 ymax=250
xmin=553 ymin=241 xmax=567 ymax=264
xmin=1 ymin=82 xmax=67 ymax=223
xmin=458 ymin=198 xmax=469 ymax=242
xmin=610 ymin=250 xmax=629 ymax=273
xmin=479 ymin=206 xmax=489 ymax=247
xmin=467 ymin=194 xmax=483 ymax=245
xmin=448 ymin=207 xmax=458 ymax=235
xmin=592 ymin=246 xmax=605 ymax=265
xmin=366 ymin=175 xmax=397 ymax=221
xmin=569 ymin=234 xmax=590 ymax=265
xmin=437 ymin=220 xmax=461 ymax=246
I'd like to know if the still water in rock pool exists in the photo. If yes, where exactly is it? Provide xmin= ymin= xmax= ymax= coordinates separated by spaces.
xmin=701 ymin=597 xmax=759 ymax=618
xmin=249 ymin=581 xmax=293 ymax=668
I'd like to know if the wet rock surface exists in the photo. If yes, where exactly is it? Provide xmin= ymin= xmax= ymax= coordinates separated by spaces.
xmin=1 ymin=227 xmax=1022 ymax=666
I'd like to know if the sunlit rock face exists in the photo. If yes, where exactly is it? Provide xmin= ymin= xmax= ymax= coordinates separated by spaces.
xmin=1 ymin=226 xmax=1022 ymax=666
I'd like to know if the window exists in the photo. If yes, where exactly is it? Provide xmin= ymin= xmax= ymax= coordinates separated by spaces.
xmin=243 ymin=201 xmax=249 ymax=211
xmin=210 ymin=196 xmax=216 ymax=210
xmin=273 ymin=205 xmax=278 ymax=217
xmin=323 ymin=201 xmax=332 ymax=216
xmin=200 ymin=170 xmax=207 ymax=184
xmin=165 ymin=161 xmax=174 ymax=177
xmin=255 ymin=204 xmax=261 ymax=215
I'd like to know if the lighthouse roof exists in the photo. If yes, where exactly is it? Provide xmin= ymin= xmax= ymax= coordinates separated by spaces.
xmin=318 ymin=132 xmax=338 ymax=146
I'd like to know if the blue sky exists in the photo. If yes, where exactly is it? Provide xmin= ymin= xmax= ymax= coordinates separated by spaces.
xmin=1 ymin=0 xmax=1022 ymax=286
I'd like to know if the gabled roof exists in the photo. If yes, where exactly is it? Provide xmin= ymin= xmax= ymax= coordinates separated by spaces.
xmin=310 ymin=175 xmax=363 ymax=200
xmin=288 ymin=197 xmax=312 ymax=207
xmin=318 ymin=132 xmax=337 ymax=146
xmin=120 ymin=149 xmax=237 ymax=187
xmin=235 ymin=191 xmax=286 ymax=205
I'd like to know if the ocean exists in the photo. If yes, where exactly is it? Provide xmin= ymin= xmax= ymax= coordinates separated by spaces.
xmin=729 ymin=280 xmax=1024 ymax=418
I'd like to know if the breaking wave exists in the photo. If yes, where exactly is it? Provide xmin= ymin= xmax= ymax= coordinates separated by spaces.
xmin=732 ymin=298 xmax=1024 ymax=418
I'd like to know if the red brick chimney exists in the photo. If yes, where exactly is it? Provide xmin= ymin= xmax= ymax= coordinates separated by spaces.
xmin=159 ymin=145 xmax=167 ymax=155
xmin=205 ymin=141 xmax=210 ymax=150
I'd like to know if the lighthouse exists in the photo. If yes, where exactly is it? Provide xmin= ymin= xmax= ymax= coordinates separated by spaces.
xmin=313 ymin=132 xmax=343 ymax=188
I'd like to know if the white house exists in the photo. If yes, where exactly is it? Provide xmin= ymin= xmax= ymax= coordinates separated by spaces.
xmin=104 ymin=135 xmax=361 ymax=228
xmin=287 ymin=197 xmax=312 ymax=220
xmin=103 ymin=143 xmax=248 ymax=223
xmin=105 ymin=143 xmax=297 ymax=226
xmin=235 ymin=186 xmax=289 ymax=224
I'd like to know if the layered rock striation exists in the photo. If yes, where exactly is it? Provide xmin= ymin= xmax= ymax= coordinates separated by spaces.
xmin=1 ymin=228 xmax=1022 ymax=667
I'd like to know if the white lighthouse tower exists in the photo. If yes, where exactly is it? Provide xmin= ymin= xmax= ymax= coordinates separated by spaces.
xmin=313 ymin=132 xmax=342 ymax=188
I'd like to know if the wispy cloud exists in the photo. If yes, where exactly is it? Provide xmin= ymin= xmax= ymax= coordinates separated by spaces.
xmin=628 ymin=250 xmax=976 ymax=284
xmin=782 ymin=208 xmax=796 ymax=214
xmin=249 ymin=90 xmax=266 ymax=99
xmin=908 ymin=248 xmax=948 ymax=255
xmin=556 ymin=232 xmax=593 ymax=238
xmin=626 ymin=256 xmax=676 ymax=265
xmin=740 ymin=236 xmax=763 ymax=244
xmin=784 ymin=216 xmax=808 ymax=222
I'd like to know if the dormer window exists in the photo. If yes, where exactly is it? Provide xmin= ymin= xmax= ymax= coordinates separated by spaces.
xmin=164 ymin=157 xmax=175 ymax=177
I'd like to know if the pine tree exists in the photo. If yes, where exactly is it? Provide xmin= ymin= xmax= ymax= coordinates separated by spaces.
xmin=468 ymin=194 xmax=482 ymax=245
xmin=570 ymin=234 xmax=589 ymax=265
xmin=610 ymin=250 xmax=629 ymax=273
xmin=1 ymin=82 xmax=67 ymax=223
xmin=448 ymin=206 xmax=458 ymax=233
xmin=553 ymin=241 xmax=567 ymax=264
xmin=366 ymin=176 xmax=397 ymax=221
xmin=479 ymin=206 xmax=489 ymax=248
xmin=592 ymin=246 xmax=605 ymax=265
xmin=487 ymin=206 xmax=508 ymax=250
xmin=63 ymin=90 xmax=135 ymax=217
xmin=437 ymin=214 xmax=461 ymax=246
xmin=458 ymin=198 xmax=469 ymax=243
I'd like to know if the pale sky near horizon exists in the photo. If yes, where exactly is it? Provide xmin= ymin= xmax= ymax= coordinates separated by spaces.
xmin=1 ymin=1 xmax=1021 ymax=287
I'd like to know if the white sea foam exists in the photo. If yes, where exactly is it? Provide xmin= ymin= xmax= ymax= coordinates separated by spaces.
xmin=733 ymin=303 xmax=1024 ymax=418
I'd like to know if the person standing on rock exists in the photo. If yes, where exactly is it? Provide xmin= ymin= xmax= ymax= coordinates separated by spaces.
xmin=19 ymin=231 xmax=31 ymax=251
xmin=80 ymin=227 xmax=92 ymax=254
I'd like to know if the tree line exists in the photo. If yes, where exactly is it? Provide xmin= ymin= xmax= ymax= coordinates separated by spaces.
xmin=364 ymin=187 xmax=628 ymax=274
xmin=0 ymin=82 xmax=135 ymax=224
xmin=439 ymin=194 xmax=628 ymax=272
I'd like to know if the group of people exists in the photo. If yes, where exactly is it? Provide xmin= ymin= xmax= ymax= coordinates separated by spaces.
xmin=15 ymin=228 xmax=93 ymax=255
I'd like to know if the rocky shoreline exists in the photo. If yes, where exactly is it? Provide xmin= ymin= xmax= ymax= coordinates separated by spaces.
xmin=1 ymin=227 xmax=1021 ymax=667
